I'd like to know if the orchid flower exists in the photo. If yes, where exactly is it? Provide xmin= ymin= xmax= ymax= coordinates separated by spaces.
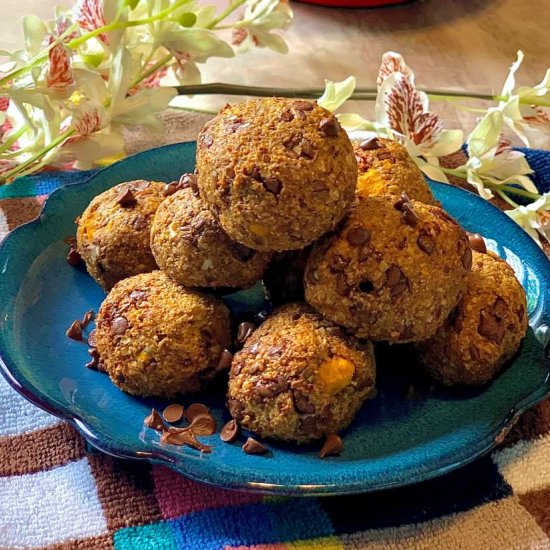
xmin=498 ymin=51 xmax=550 ymax=148
xmin=506 ymin=192 xmax=550 ymax=247
xmin=457 ymin=109 xmax=536 ymax=199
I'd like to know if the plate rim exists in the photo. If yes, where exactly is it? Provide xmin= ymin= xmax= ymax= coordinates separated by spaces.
xmin=1 ymin=141 xmax=550 ymax=496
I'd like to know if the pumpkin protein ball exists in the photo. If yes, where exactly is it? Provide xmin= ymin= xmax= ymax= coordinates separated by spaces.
xmin=195 ymin=98 xmax=357 ymax=251
xmin=77 ymin=180 xmax=166 ymax=290
xmin=227 ymin=303 xmax=376 ymax=443
xmin=151 ymin=186 xmax=271 ymax=289
xmin=354 ymin=137 xmax=437 ymax=205
xmin=304 ymin=193 xmax=471 ymax=343
xmin=415 ymin=250 xmax=528 ymax=386
xmin=95 ymin=271 xmax=231 ymax=398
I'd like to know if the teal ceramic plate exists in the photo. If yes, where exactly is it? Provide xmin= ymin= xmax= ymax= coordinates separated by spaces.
xmin=0 ymin=142 xmax=549 ymax=496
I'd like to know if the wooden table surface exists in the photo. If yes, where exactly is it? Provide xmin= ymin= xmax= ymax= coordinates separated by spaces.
xmin=2 ymin=0 xmax=549 ymax=136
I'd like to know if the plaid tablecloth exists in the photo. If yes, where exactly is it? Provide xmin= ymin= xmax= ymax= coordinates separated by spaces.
xmin=1 ymin=111 xmax=550 ymax=550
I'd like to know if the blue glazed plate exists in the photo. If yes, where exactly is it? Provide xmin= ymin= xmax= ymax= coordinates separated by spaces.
xmin=0 ymin=141 xmax=549 ymax=496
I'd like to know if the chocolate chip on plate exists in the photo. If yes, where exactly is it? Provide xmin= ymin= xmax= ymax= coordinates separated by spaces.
xmin=217 ymin=349 xmax=233 ymax=371
xmin=319 ymin=433 xmax=344 ymax=458
xmin=190 ymin=413 xmax=217 ymax=436
xmin=163 ymin=403 xmax=185 ymax=424
xmin=66 ymin=247 xmax=82 ymax=266
xmin=144 ymin=409 xmax=165 ymax=431
xmin=85 ymin=348 xmax=100 ymax=369
xmin=185 ymin=403 xmax=209 ymax=423
xmin=161 ymin=429 xmax=213 ymax=453
xmin=468 ymin=233 xmax=487 ymax=254
xmin=237 ymin=321 xmax=256 ymax=345
xmin=242 ymin=436 xmax=268 ymax=455
xmin=87 ymin=329 xmax=97 ymax=348
xmin=81 ymin=310 xmax=94 ymax=328
xmin=220 ymin=419 xmax=240 ymax=443
xmin=417 ymin=232 xmax=435 ymax=254
xmin=66 ymin=320 xmax=83 ymax=341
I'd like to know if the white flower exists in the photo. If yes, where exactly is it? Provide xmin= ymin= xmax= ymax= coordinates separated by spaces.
xmin=459 ymin=109 xmax=536 ymax=199
xmin=232 ymin=0 xmax=293 ymax=54
xmin=506 ymin=192 xmax=550 ymax=247
xmin=317 ymin=76 xmax=356 ymax=112
xmin=498 ymin=51 xmax=550 ymax=147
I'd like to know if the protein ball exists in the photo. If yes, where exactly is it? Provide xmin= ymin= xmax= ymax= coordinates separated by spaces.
xmin=151 ymin=187 xmax=271 ymax=288
xmin=95 ymin=271 xmax=231 ymax=398
xmin=354 ymin=137 xmax=437 ymax=205
xmin=196 ymin=98 xmax=357 ymax=251
xmin=415 ymin=250 xmax=528 ymax=386
xmin=304 ymin=194 xmax=471 ymax=343
xmin=77 ymin=180 xmax=166 ymax=290
xmin=227 ymin=304 xmax=376 ymax=443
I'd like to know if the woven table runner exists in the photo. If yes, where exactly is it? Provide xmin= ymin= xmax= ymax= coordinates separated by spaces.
xmin=1 ymin=110 xmax=550 ymax=550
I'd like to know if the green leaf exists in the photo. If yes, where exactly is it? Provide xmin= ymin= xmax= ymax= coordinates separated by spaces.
xmin=178 ymin=12 xmax=197 ymax=28
xmin=124 ymin=0 xmax=140 ymax=9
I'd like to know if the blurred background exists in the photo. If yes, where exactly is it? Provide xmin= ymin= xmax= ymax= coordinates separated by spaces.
xmin=4 ymin=0 xmax=548 ymax=134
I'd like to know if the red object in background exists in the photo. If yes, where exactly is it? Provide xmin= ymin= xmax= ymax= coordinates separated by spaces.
xmin=297 ymin=0 xmax=410 ymax=7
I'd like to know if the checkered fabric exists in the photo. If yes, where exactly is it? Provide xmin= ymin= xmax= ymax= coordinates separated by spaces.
xmin=1 ymin=111 xmax=550 ymax=550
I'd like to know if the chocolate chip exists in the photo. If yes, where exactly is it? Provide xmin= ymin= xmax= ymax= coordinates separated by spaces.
xmin=478 ymin=310 xmax=505 ymax=344
xmin=402 ymin=203 xmax=419 ymax=227
xmin=320 ymin=433 xmax=343 ymax=458
xmin=200 ymin=133 xmax=213 ymax=148
xmin=116 ymin=187 xmax=136 ymax=207
xmin=190 ymin=413 xmax=216 ymax=436
xmin=319 ymin=117 xmax=339 ymax=137
xmin=470 ymin=345 xmax=480 ymax=360
xmin=162 ymin=182 xmax=180 ymax=197
xmin=299 ymin=140 xmax=316 ymax=160
xmin=468 ymin=233 xmax=487 ymax=254
xmin=346 ymin=227 xmax=370 ymax=246
xmin=292 ymin=390 xmax=315 ymax=414
xmin=217 ymin=349 xmax=233 ymax=371
xmin=280 ymin=110 xmax=294 ymax=122
xmin=227 ymin=399 xmax=244 ymax=422
xmin=185 ymin=403 xmax=209 ymax=423
xmin=359 ymin=137 xmax=381 ymax=151
xmin=242 ymin=437 xmax=268 ymax=455
xmin=220 ymin=419 xmax=240 ymax=443
xmin=111 ymin=317 xmax=128 ymax=335
xmin=393 ymin=192 xmax=412 ymax=211
xmin=163 ymin=404 xmax=184 ymax=424
xmin=181 ymin=173 xmax=199 ymax=196
xmin=385 ymin=265 xmax=405 ymax=287
xmin=85 ymin=348 xmax=100 ymax=369
xmin=263 ymin=176 xmax=282 ymax=196
xmin=330 ymin=254 xmax=350 ymax=273
xmin=237 ymin=322 xmax=256 ymax=345
xmin=81 ymin=310 xmax=94 ymax=328
xmin=462 ymin=247 xmax=473 ymax=270
xmin=293 ymin=100 xmax=314 ymax=112
xmin=66 ymin=247 xmax=82 ymax=266
xmin=268 ymin=344 xmax=283 ymax=357
xmin=162 ymin=429 xmax=212 ymax=453
xmin=417 ymin=232 xmax=435 ymax=254
xmin=144 ymin=409 xmax=165 ymax=431
xmin=132 ymin=215 xmax=147 ymax=231
xmin=255 ymin=380 xmax=280 ymax=399
xmin=87 ymin=329 xmax=97 ymax=348
xmin=66 ymin=320 xmax=83 ymax=341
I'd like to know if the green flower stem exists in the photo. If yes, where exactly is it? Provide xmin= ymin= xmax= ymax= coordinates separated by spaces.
xmin=206 ymin=0 xmax=248 ymax=29
xmin=436 ymin=165 xmax=541 ymax=201
xmin=3 ymin=128 xmax=75 ymax=181
xmin=495 ymin=189 xmax=520 ymax=208
xmin=0 ymin=126 xmax=26 ymax=154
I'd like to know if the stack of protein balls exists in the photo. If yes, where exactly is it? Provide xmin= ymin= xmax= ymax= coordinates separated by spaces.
xmin=75 ymin=98 xmax=528 ymax=447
